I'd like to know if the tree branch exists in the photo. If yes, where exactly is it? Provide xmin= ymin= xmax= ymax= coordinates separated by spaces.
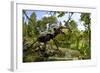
xmin=23 ymin=10 xmax=34 ymax=25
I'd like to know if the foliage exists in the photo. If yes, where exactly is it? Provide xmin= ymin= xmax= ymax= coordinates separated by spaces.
xmin=23 ymin=11 xmax=91 ymax=62
xmin=80 ymin=13 xmax=91 ymax=59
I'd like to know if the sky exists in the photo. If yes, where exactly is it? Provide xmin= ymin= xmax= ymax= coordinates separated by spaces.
xmin=23 ymin=10 xmax=85 ymax=31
